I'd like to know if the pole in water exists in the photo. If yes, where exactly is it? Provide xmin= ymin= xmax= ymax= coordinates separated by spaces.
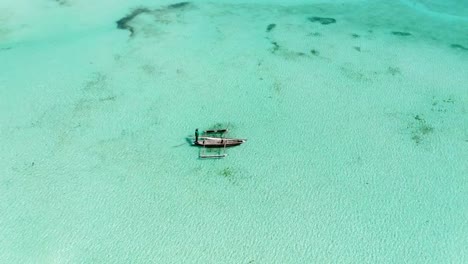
xmin=195 ymin=128 xmax=199 ymax=143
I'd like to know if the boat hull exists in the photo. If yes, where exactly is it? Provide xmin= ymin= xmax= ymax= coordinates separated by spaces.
xmin=194 ymin=137 xmax=245 ymax=148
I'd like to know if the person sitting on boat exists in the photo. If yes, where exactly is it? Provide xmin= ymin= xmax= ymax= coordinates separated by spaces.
xmin=195 ymin=129 xmax=199 ymax=143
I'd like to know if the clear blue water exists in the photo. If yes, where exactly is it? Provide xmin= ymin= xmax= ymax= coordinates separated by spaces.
xmin=1 ymin=0 xmax=467 ymax=262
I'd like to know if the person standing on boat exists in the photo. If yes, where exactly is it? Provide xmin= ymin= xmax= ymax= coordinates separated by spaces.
xmin=195 ymin=129 xmax=199 ymax=143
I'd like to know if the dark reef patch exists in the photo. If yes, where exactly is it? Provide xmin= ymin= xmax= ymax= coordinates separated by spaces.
xmin=52 ymin=0 xmax=69 ymax=6
xmin=220 ymin=167 xmax=234 ymax=178
xmin=265 ymin=38 xmax=306 ymax=60
xmin=167 ymin=2 xmax=191 ymax=9
xmin=391 ymin=96 xmax=460 ymax=146
xmin=266 ymin=23 xmax=276 ymax=32
xmin=141 ymin=64 xmax=156 ymax=74
xmin=308 ymin=32 xmax=322 ymax=37
xmin=99 ymin=96 xmax=116 ymax=102
xmin=84 ymin=72 xmax=107 ymax=91
xmin=116 ymin=8 xmax=151 ymax=36
xmin=209 ymin=122 xmax=228 ymax=130
xmin=115 ymin=3 xmax=193 ymax=37
xmin=387 ymin=66 xmax=401 ymax=76
xmin=450 ymin=44 xmax=468 ymax=51
xmin=409 ymin=115 xmax=434 ymax=145
xmin=391 ymin=31 xmax=411 ymax=36
xmin=340 ymin=66 xmax=368 ymax=81
xmin=270 ymin=41 xmax=280 ymax=53
xmin=351 ymin=33 xmax=360 ymax=38
xmin=308 ymin=17 xmax=336 ymax=25
xmin=431 ymin=96 xmax=455 ymax=113
xmin=217 ymin=166 xmax=249 ymax=185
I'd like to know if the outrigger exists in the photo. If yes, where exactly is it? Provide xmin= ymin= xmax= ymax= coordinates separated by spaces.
xmin=193 ymin=128 xmax=246 ymax=158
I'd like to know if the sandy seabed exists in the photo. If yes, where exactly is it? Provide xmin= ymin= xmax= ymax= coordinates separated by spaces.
xmin=1 ymin=0 xmax=467 ymax=263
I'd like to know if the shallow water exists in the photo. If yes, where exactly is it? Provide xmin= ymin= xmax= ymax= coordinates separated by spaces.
xmin=1 ymin=0 xmax=467 ymax=263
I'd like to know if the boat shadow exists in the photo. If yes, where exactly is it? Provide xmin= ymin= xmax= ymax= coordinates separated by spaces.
xmin=171 ymin=137 xmax=195 ymax=148
xmin=185 ymin=137 xmax=196 ymax=146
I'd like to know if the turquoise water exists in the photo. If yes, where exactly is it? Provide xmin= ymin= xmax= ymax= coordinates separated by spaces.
xmin=1 ymin=0 xmax=467 ymax=263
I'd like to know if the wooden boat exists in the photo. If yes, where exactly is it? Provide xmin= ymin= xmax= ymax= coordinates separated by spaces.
xmin=194 ymin=136 xmax=246 ymax=148
xmin=193 ymin=128 xmax=246 ymax=158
